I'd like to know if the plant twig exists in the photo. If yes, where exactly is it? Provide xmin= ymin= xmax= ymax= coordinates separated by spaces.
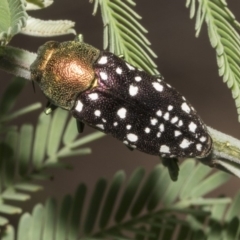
xmin=200 ymin=127 xmax=240 ymax=177
xmin=0 ymin=46 xmax=36 ymax=79
xmin=0 ymin=46 xmax=240 ymax=177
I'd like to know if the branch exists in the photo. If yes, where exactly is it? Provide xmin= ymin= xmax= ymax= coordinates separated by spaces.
xmin=0 ymin=46 xmax=36 ymax=79
xmin=200 ymin=127 xmax=240 ymax=178
xmin=0 ymin=45 xmax=240 ymax=177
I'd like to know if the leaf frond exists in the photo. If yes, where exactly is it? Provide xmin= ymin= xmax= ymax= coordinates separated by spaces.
xmin=4 ymin=160 xmax=240 ymax=240
xmin=25 ymin=0 xmax=53 ymax=10
xmin=0 ymin=110 xmax=105 ymax=225
xmin=0 ymin=0 xmax=28 ymax=44
xmin=186 ymin=0 xmax=240 ymax=121
xmin=21 ymin=16 xmax=76 ymax=37
xmin=0 ymin=81 xmax=105 ymax=226
xmin=92 ymin=0 xmax=159 ymax=75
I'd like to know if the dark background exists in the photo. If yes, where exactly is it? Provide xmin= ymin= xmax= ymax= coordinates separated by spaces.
xmin=0 ymin=0 xmax=240 ymax=222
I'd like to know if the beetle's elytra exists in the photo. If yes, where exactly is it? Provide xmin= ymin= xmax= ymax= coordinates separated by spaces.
xmin=31 ymin=37 xmax=212 ymax=159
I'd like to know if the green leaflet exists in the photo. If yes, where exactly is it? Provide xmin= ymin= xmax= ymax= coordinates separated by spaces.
xmin=3 ymin=160 xmax=240 ymax=240
xmin=25 ymin=0 xmax=44 ymax=8
xmin=0 ymin=108 xmax=105 ymax=226
xmin=0 ymin=0 xmax=28 ymax=44
xmin=0 ymin=80 xmax=105 ymax=226
xmin=0 ymin=0 xmax=76 ymax=42
xmin=21 ymin=17 xmax=76 ymax=37
xmin=92 ymin=0 xmax=159 ymax=75
xmin=186 ymin=0 xmax=240 ymax=122
xmin=0 ymin=78 xmax=27 ymax=117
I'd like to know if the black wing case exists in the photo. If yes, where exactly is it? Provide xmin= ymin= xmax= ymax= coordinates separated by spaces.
xmin=72 ymin=51 xmax=212 ymax=158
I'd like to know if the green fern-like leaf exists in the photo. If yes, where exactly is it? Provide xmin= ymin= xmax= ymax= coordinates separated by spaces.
xmin=186 ymin=0 xmax=240 ymax=121
xmin=0 ymin=78 xmax=41 ymax=125
xmin=0 ymin=81 xmax=105 ymax=226
xmin=0 ymin=110 xmax=105 ymax=225
xmin=25 ymin=0 xmax=45 ymax=9
xmin=0 ymin=0 xmax=28 ymax=44
xmin=2 ymin=160 xmax=234 ymax=240
xmin=92 ymin=0 xmax=159 ymax=75
xmin=21 ymin=17 xmax=76 ymax=37
xmin=0 ymin=78 xmax=27 ymax=119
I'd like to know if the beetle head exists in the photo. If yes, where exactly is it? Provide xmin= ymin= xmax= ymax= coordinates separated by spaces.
xmin=31 ymin=40 xmax=100 ymax=110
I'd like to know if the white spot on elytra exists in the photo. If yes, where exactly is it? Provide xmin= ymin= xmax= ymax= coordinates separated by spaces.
xmin=96 ymin=124 xmax=104 ymax=130
xmin=168 ymin=105 xmax=173 ymax=111
xmin=167 ymin=84 xmax=172 ymax=88
xmin=126 ymin=63 xmax=135 ymax=70
xmin=135 ymin=76 xmax=142 ymax=82
xmin=181 ymin=102 xmax=191 ymax=114
xmin=182 ymin=96 xmax=186 ymax=101
xmin=100 ymin=71 xmax=108 ymax=80
xmin=145 ymin=127 xmax=150 ymax=133
xmin=189 ymin=122 xmax=197 ymax=133
xmin=178 ymin=120 xmax=183 ymax=127
xmin=156 ymin=110 xmax=162 ymax=117
xmin=88 ymin=93 xmax=99 ymax=100
xmin=200 ymin=136 xmax=207 ymax=142
xmin=113 ymin=122 xmax=118 ymax=126
xmin=152 ymin=82 xmax=163 ymax=92
xmin=159 ymin=123 xmax=164 ymax=132
xmin=163 ymin=112 xmax=170 ymax=121
xmin=117 ymin=108 xmax=127 ymax=119
xmin=126 ymin=125 xmax=132 ymax=130
xmin=196 ymin=143 xmax=202 ymax=151
xmin=129 ymin=85 xmax=138 ymax=96
xmin=157 ymin=132 xmax=161 ymax=138
xmin=75 ymin=100 xmax=83 ymax=112
xmin=102 ymin=118 xmax=107 ymax=123
xmin=116 ymin=67 xmax=122 ymax=74
xmin=94 ymin=110 xmax=101 ymax=117
xmin=151 ymin=118 xmax=158 ymax=125
xmin=179 ymin=138 xmax=192 ymax=149
xmin=171 ymin=116 xmax=178 ymax=124
xmin=98 ymin=56 xmax=108 ymax=64
xmin=160 ymin=145 xmax=170 ymax=153
xmin=127 ymin=133 xmax=138 ymax=142
xmin=157 ymin=78 xmax=162 ymax=82
xmin=174 ymin=130 xmax=182 ymax=137
xmin=123 ymin=140 xmax=128 ymax=145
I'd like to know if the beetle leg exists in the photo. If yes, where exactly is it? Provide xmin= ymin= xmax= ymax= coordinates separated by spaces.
xmin=126 ymin=146 xmax=134 ymax=151
xmin=74 ymin=34 xmax=84 ymax=43
xmin=161 ymin=157 xmax=179 ymax=182
xmin=76 ymin=120 xmax=85 ymax=133
xmin=44 ymin=101 xmax=58 ymax=115
xmin=32 ymin=80 xmax=36 ymax=93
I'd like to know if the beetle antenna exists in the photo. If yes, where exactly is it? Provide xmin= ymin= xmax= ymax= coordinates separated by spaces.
xmin=32 ymin=80 xmax=36 ymax=93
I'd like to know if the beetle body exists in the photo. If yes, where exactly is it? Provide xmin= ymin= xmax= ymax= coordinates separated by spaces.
xmin=31 ymin=39 xmax=212 ymax=158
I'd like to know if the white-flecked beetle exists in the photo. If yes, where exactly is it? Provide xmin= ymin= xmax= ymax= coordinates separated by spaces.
xmin=30 ymin=36 xmax=212 ymax=160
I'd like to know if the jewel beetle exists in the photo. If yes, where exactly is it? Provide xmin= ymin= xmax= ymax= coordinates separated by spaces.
xmin=30 ymin=36 xmax=212 ymax=159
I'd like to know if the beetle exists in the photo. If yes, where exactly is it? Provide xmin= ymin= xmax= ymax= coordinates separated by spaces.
xmin=31 ymin=36 xmax=212 ymax=160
